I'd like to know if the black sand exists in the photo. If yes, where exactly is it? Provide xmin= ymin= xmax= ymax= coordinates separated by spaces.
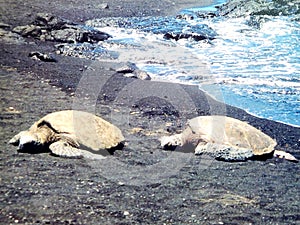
xmin=1 ymin=1 xmax=299 ymax=224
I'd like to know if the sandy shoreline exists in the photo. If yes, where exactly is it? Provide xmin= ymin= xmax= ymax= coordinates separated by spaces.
xmin=1 ymin=0 xmax=300 ymax=224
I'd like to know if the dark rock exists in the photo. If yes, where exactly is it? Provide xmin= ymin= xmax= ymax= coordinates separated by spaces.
xmin=0 ymin=22 xmax=11 ymax=29
xmin=34 ymin=13 xmax=72 ymax=29
xmin=54 ymin=43 xmax=111 ymax=59
xmin=196 ymin=12 xmax=218 ymax=19
xmin=50 ymin=28 xmax=79 ymax=43
xmin=13 ymin=25 xmax=42 ymax=37
xmin=0 ymin=28 xmax=26 ymax=44
xmin=12 ymin=13 xmax=112 ymax=44
xmin=176 ymin=14 xmax=194 ymax=20
xmin=164 ymin=25 xmax=216 ymax=41
xmin=85 ymin=29 xmax=112 ymax=43
xmin=29 ymin=52 xmax=57 ymax=62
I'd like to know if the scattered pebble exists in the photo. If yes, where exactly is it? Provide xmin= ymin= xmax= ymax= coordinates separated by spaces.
xmin=123 ymin=211 xmax=130 ymax=216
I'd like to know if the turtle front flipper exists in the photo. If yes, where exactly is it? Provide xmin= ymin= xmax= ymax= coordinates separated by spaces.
xmin=49 ymin=140 xmax=83 ymax=158
xmin=195 ymin=142 xmax=254 ymax=161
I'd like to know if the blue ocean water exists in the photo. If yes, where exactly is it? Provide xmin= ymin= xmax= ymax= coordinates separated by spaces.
xmin=87 ymin=0 xmax=300 ymax=126
xmin=186 ymin=12 xmax=300 ymax=127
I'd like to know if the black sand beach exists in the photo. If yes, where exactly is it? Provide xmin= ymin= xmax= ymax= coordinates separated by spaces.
xmin=1 ymin=0 xmax=299 ymax=224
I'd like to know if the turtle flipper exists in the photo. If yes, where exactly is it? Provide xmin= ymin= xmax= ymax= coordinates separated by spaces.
xmin=273 ymin=150 xmax=298 ymax=162
xmin=195 ymin=142 xmax=253 ymax=161
xmin=49 ymin=141 xmax=82 ymax=158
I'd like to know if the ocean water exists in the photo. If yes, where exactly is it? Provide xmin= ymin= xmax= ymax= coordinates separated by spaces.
xmin=86 ymin=0 xmax=300 ymax=127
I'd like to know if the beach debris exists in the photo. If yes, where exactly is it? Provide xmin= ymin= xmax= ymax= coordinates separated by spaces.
xmin=161 ymin=116 xmax=298 ymax=162
xmin=9 ymin=110 xmax=125 ymax=159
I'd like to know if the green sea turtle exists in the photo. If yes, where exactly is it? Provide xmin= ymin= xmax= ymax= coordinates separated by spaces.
xmin=9 ymin=110 xmax=125 ymax=159
xmin=161 ymin=116 xmax=298 ymax=162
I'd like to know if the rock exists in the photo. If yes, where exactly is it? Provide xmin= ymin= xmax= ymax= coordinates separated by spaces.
xmin=86 ymin=30 xmax=112 ymax=42
xmin=134 ymin=70 xmax=151 ymax=80
xmin=218 ymin=0 xmax=300 ymax=17
xmin=13 ymin=25 xmax=42 ymax=37
xmin=54 ymin=43 xmax=111 ymax=59
xmin=176 ymin=14 xmax=195 ymax=20
xmin=12 ymin=13 xmax=111 ymax=44
xmin=123 ymin=73 xmax=137 ymax=78
xmin=163 ymin=24 xmax=216 ymax=41
xmin=34 ymin=12 xmax=71 ymax=29
xmin=0 ymin=22 xmax=11 ymax=29
xmin=115 ymin=62 xmax=138 ymax=73
xmin=0 ymin=28 xmax=26 ymax=44
xmin=98 ymin=3 xmax=109 ymax=9
xmin=28 ymin=52 xmax=57 ymax=62
xmin=114 ymin=62 xmax=151 ymax=80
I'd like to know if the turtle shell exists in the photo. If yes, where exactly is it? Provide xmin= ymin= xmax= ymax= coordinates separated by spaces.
xmin=32 ymin=110 xmax=124 ymax=151
xmin=187 ymin=116 xmax=277 ymax=156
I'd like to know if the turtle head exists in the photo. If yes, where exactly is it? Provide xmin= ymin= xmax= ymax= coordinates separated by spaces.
xmin=9 ymin=130 xmax=44 ymax=153
xmin=160 ymin=134 xmax=183 ymax=149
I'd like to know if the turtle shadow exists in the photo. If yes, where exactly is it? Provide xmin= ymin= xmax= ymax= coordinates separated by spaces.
xmin=248 ymin=151 xmax=274 ymax=161
xmin=16 ymin=143 xmax=50 ymax=155
xmin=17 ymin=142 xmax=125 ymax=158
xmin=83 ymin=142 xmax=125 ymax=157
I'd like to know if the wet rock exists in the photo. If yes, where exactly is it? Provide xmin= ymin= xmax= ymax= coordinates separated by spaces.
xmin=86 ymin=17 xmax=217 ymax=42
xmin=196 ymin=12 xmax=218 ymax=19
xmin=218 ymin=0 xmax=300 ymax=17
xmin=123 ymin=70 xmax=151 ymax=80
xmin=164 ymin=27 xmax=216 ymax=41
xmin=164 ymin=24 xmax=216 ymax=41
xmin=115 ymin=62 xmax=151 ymax=80
xmin=176 ymin=14 xmax=195 ymax=20
xmin=134 ymin=70 xmax=151 ymax=80
xmin=29 ymin=52 xmax=57 ymax=62
xmin=115 ymin=62 xmax=138 ymax=73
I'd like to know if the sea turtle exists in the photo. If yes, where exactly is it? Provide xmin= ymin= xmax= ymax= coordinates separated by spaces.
xmin=9 ymin=110 xmax=125 ymax=159
xmin=161 ymin=116 xmax=298 ymax=162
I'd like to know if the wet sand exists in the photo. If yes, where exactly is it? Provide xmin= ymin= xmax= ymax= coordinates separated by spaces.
xmin=1 ymin=0 xmax=299 ymax=224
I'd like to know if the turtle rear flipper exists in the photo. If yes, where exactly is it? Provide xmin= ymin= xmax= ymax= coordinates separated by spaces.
xmin=49 ymin=140 xmax=106 ymax=160
xmin=49 ymin=141 xmax=83 ymax=158
xmin=273 ymin=150 xmax=298 ymax=162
